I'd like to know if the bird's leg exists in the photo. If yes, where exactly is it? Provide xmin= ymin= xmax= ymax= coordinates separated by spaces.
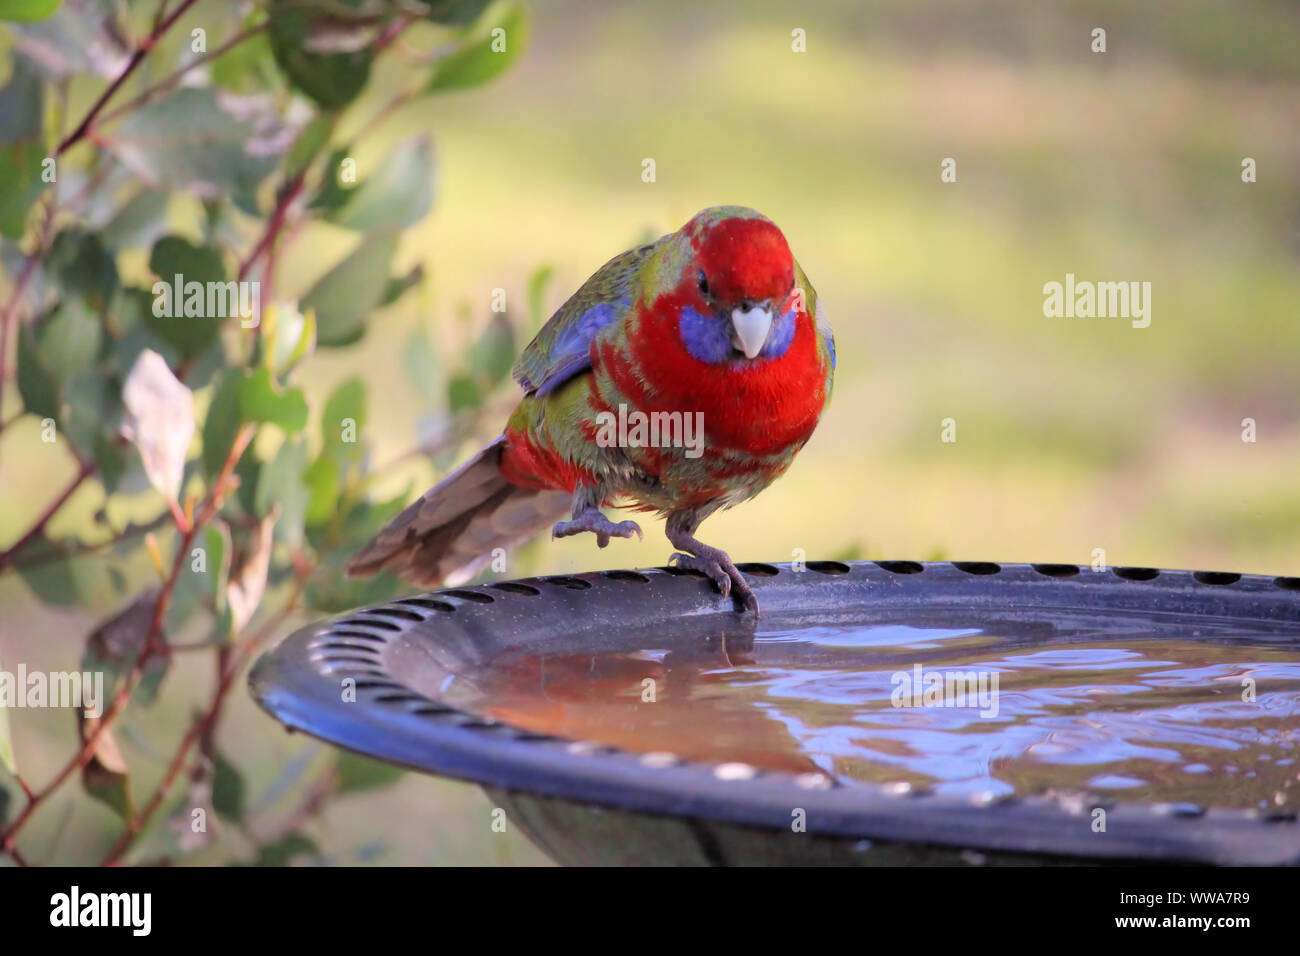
xmin=552 ymin=482 xmax=642 ymax=548
xmin=665 ymin=510 xmax=758 ymax=614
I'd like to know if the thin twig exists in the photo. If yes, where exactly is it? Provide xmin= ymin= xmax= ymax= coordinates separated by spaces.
xmin=100 ymin=565 xmax=312 ymax=865
xmin=0 ymin=459 xmax=95 ymax=571
xmin=54 ymin=0 xmax=201 ymax=157
xmin=96 ymin=21 xmax=270 ymax=129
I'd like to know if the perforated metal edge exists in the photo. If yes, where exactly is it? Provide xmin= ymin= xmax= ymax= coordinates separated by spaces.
xmin=249 ymin=561 xmax=1300 ymax=865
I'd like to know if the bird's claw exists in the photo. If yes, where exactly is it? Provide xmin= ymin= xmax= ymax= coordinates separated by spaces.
xmin=552 ymin=509 xmax=642 ymax=549
xmin=669 ymin=551 xmax=759 ymax=614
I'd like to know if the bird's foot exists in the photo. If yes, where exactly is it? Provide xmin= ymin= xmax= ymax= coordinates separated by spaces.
xmin=552 ymin=508 xmax=643 ymax=549
xmin=668 ymin=548 xmax=759 ymax=614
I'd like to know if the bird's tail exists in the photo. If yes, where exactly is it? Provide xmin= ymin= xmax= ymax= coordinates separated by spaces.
xmin=346 ymin=437 xmax=571 ymax=588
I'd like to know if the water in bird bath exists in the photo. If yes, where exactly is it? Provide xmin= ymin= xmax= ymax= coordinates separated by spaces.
xmin=422 ymin=611 xmax=1300 ymax=811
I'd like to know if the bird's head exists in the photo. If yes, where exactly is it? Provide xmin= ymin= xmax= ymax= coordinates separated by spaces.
xmin=674 ymin=206 xmax=798 ymax=363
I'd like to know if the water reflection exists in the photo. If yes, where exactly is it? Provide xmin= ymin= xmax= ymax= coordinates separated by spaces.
xmin=434 ymin=614 xmax=1300 ymax=810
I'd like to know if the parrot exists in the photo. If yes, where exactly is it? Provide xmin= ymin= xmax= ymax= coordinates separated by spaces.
xmin=347 ymin=205 xmax=835 ymax=613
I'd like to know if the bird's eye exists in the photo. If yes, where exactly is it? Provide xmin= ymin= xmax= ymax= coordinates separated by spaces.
xmin=697 ymin=272 xmax=710 ymax=296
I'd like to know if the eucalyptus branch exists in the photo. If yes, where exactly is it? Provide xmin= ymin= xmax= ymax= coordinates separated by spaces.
xmin=95 ymin=21 xmax=271 ymax=129
xmin=100 ymin=561 xmax=314 ymax=865
xmin=0 ymin=423 xmax=255 ymax=860
xmin=54 ymin=0 xmax=202 ymax=158
xmin=0 ymin=458 xmax=95 ymax=572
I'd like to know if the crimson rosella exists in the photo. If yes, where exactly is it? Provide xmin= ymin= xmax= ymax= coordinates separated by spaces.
xmin=347 ymin=206 xmax=835 ymax=612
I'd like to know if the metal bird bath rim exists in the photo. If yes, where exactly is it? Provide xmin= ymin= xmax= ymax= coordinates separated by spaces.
xmin=249 ymin=560 xmax=1300 ymax=865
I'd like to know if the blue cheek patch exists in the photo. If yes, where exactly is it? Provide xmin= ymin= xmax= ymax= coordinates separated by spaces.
xmin=679 ymin=305 xmax=800 ymax=365
xmin=759 ymin=308 xmax=797 ymax=360
xmin=679 ymin=305 xmax=733 ymax=364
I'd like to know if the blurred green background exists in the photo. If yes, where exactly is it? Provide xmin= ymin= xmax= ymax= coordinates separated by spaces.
xmin=2 ymin=0 xmax=1298 ymax=864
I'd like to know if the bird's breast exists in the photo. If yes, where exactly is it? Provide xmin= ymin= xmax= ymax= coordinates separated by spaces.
xmin=590 ymin=295 xmax=827 ymax=461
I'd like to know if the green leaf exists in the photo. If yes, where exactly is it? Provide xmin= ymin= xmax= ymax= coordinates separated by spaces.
xmin=212 ymin=750 xmax=245 ymax=823
xmin=255 ymin=435 xmax=308 ymax=545
xmin=0 ymin=781 xmax=10 ymax=825
xmin=335 ymin=750 xmax=403 ymax=793
xmin=16 ymin=321 xmax=59 ymax=418
xmin=423 ymin=0 xmax=491 ymax=26
xmin=447 ymin=372 xmax=480 ymax=412
xmin=12 ymin=0 xmax=128 ymax=78
xmin=211 ymin=25 xmax=276 ymax=94
xmin=17 ymin=540 xmax=118 ymax=611
xmin=101 ymin=189 xmax=168 ymax=251
xmin=145 ymin=236 xmax=229 ymax=357
xmin=239 ymin=366 xmax=308 ymax=434
xmin=92 ymin=431 xmax=124 ymax=494
xmin=47 ymin=227 xmax=117 ymax=310
xmin=109 ymin=87 xmax=287 ymax=198
xmin=79 ymin=716 xmax=133 ymax=821
xmin=330 ymin=137 xmax=434 ymax=232
xmin=301 ymin=233 xmax=398 ymax=347
xmin=251 ymin=831 xmax=317 ymax=867
xmin=0 ymin=54 xmax=43 ymax=144
xmin=285 ymin=112 xmax=332 ymax=175
xmin=426 ymin=2 xmax=527 ymax=93
xmin=305 ymin=549 xmax=403 ymax=612
xmin=403 ymin=321 xmax=438 ymax=401
xmin=61 ymin=367 xmax=117 ymax=454
xmin=380 ymin=263 xmax=423 ymax=307
xmin=321 ymin=377 xmax=366 ymax=449
xmin=527 ymin=263 xmax=555 ymax=329
xmin=264 ymin=302 xmax=315 ymax=376
xmin=267 ymin=6 xmax=372 ymax=109
xmin=0 ymin=140 xmax=46 ymax=239
xmin=149 ymin=235 xmax=227 ymax=286
xmin=0 ymin=0 xmax=62 ymax=24
xmin=39 ymin=298 xmax=100 ymax=381
xmin=203 ymin=521 xmax=232 ymax=614
xmin=468 ymin=311 xmax=515 ymax=387
xmin=202 ymin=367 xmax=246 ymax=478
xmin=233 ymin=450 xmax=262 ymax=516
xmin=309 ymin=146 xmax=356 ymax=213
xmin=303 ymin=453 xmax=339 ymax=526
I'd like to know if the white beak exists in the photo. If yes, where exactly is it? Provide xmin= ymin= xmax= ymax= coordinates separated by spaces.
xmin=730 ymin=305 xmax=773 ymax=359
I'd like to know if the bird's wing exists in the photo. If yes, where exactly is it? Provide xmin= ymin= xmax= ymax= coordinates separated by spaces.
xmin=795 ymin=257 xmax=835 ymax=406
xmin=512 ymin=241 xmax=660 ymax=397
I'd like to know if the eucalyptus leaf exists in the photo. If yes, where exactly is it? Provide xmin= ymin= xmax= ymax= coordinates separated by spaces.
xmin=212 ymin=751 xmax=246 ymax=823
xmin=0 ymin=54 xmax=43 ymax=143
xmin=0 ymin=140 xmax=46 ymax=239
xmin=301 ymin=233 xmax=398 ymax=347
xmin=426 ymin=2 xmax=527 ymax=93
xmin=202 ymin=367 xmax=246 ymax=478
xmin=267 ymin=6 xmax=372 ymax=109
xmin=330 ymin=137 xmax=434 ymax=232
xmin=0 ymin=1 xmax=63 ymax=24
xmin=239 ymin=366 xmax=308 ymax=434
xmin=109 ymin=88 xmax=287 ymax=198
xmin=13 ymin=0 xmax=129 ymax=78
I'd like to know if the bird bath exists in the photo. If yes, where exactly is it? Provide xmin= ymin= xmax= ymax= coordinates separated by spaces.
xmin=249 ymin=561 xmax=1300 ymax=865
